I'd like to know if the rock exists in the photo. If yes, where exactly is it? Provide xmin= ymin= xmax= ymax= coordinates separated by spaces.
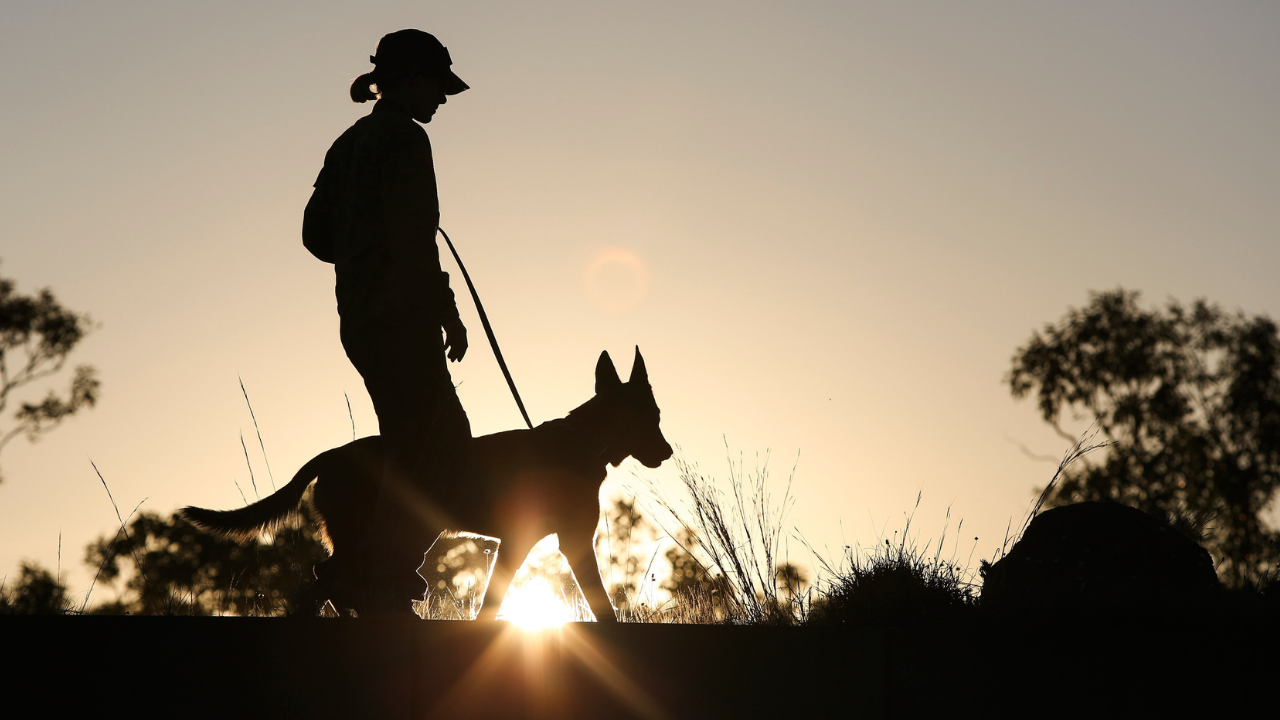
xmin=981 ymin=501 xmax=1220 ymax=612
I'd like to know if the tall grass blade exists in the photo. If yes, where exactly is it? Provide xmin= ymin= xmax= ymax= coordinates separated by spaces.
xmin=239 ymin=376 xmax=275 ymax=490
xmin=240 ymin=432 xmax=259 ymax=500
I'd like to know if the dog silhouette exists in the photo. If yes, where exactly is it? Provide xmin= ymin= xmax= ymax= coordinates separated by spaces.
xmin=182 ymin=348 xmax=672 ymax=621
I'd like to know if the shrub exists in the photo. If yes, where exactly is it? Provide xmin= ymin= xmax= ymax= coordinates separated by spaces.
xmin=0 ymin=562 xmax=72 ymax=615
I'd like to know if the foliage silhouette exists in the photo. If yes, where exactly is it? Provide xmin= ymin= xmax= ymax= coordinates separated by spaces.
xmin=0 ymin=561 xmax=71 ymax=615
xmin=0 ymin=264 xmax=99 ymax=483
xmin=1008 ymin=289 xmax=1280 ymax=585
xmin=774 ymin=561 xmax=809 ymax=603
xmin=659 ymin=529 xmax=737 ymax=622
xmin=596 ymin=496 xmax=659 ymax=619
xmin=83 ymin=505 xmax=326 ymax=615
xmin=415 ymin=533 xmax=500 ymax=620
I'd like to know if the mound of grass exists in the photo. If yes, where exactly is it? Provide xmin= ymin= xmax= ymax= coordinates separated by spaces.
xmin=808 ymin=497 xmax=977 ymax=626
xmin=810 ymin=540 xmax=974 ymax=626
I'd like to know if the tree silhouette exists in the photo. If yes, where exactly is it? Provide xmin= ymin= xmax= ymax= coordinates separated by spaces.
xmin=595 ymin=497 xmax=657 ymax=618
xmin=84 ymin=506 xmax=326 ymax=615
xmin=418 ymin=534 xmax=500 ymax=620
xmin=0 ymin=264 xmax=99 ymax=483
xmin=774 ymin=561 xmax=809 ymax=603
xmin=1008 ymin=289 xmax=1280 ymax=585
xmin=661 ymin=529 xmax=736 ymax=621
xmin=0 ymin=561 xmax=71 ymax=614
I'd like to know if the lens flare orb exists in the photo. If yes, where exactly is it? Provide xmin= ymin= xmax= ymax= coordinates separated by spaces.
xmin=583 ymin=247 xmax=650 ymax=314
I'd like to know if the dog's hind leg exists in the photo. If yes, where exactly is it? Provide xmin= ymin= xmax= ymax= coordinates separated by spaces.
xmin=476 ymin=543 xmax=523 ymax=622
xmin=302 ymin=575 xmax=335 ymax=617
xmin=302 ymin=557 xmax=342 ymax=617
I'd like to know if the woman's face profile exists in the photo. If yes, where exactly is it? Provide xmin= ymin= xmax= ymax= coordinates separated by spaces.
xmin=384 ymin=74 xmax=448 ymax=124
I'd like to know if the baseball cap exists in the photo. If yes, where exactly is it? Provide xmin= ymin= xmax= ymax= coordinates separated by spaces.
xmin=370 ymin=29 xmax=469 ymax=95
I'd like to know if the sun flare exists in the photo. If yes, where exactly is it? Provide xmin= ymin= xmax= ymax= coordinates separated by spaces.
xmin=498 ymin=576 xmax=577 ymax=630
xmin=495 ymin=534 xmax=595 ymax=630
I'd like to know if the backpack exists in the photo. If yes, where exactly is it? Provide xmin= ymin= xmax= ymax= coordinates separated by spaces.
xmin=302 ymin=170 xmax=336 ymax=263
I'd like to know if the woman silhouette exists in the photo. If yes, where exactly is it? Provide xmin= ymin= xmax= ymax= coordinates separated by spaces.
xmin=303 ymin=30 xmax=472 ymax=614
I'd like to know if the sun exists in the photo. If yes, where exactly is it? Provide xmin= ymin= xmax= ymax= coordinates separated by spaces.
xmin=498 ymin=576 xmax=578 ymax=630
xmin=495 ymin=534 xmax=596 ymax=630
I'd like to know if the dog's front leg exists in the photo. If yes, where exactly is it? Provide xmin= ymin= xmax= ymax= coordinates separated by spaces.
xmin=561 ymin=533 xmax=618 ymax=623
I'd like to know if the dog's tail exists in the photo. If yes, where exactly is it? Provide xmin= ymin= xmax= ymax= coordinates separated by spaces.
xmin=180 ymin=450 xmax=329 ymax=543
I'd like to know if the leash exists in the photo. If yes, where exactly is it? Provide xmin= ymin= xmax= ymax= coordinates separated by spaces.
xmin=438 ymin=227 xmax=534 ymax=430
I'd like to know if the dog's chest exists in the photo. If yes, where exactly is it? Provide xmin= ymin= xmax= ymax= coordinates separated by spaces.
xmin=471 ymin=465 xmax=596 ymax=533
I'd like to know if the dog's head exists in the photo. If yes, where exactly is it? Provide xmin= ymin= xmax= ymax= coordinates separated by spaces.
xmin=590 ymin=347 xmax=674 ymax=469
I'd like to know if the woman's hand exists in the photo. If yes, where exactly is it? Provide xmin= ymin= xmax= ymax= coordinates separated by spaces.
xmin=443 ymin=316 xmax=468 ymax=362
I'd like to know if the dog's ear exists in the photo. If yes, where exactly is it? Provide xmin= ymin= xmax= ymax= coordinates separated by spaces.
xmin=629 ymin=346 xmax=649 ymax=386
xmin=596 ymin=351 xmax=622 ymax=393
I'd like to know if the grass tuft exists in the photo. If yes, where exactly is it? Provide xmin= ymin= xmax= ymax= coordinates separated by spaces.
xmin=640 ymin=447 xmax=808 ymax=625
xmin=806 ymin=495 xmax=977 ymax=626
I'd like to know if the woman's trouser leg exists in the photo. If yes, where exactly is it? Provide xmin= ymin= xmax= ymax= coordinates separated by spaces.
xmin=342 ymin=320 xmax=471 ymax=614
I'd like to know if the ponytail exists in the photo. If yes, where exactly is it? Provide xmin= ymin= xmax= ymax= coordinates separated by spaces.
xmin=350 ymin=71 xmax=378 ymax=103
xmin=351 ymin=59 xmax=423 ymax=103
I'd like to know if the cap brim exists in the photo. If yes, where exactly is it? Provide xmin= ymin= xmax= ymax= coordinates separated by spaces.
xmin=442 ymin=69 xmax=469 ymax=95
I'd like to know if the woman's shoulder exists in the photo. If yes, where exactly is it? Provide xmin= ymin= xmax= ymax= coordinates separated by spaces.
xmin=377 ymin=113 xmax=428 ymax=144
xmin=323 ymin=114 xmax=376 ymax=156
xmin=321 ymin=109 xmax=429 ymax=173
xmin=367 ymin=113 xmax=431 ymax=163
xmin=331 ymin=107 xmax=423 ymax=140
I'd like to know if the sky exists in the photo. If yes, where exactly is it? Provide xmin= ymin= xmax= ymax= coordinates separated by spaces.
xmin=2 ymin=1 xmax=1278 ymax=599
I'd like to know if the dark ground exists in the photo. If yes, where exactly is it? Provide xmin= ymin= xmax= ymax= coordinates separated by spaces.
xmin=7 ymin=615 xmax=1277 ymax=719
